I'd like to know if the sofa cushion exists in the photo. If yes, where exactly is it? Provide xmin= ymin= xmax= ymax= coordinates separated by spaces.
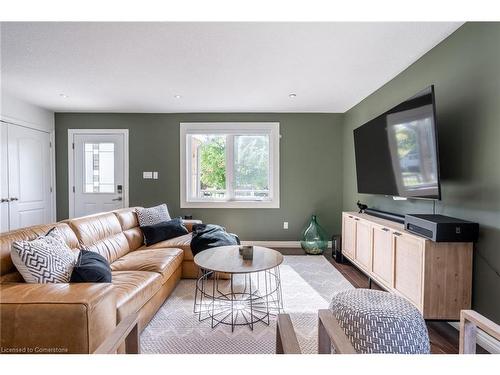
xmin=110 ymin=248 xmax=183 ymax=282
xmin=113 ymin=207 xmax=144 ymax=251
xmin=114 ymin=207 xmax=141 ymax=230
xmin=111 ymin=270 xmax=163 ymax=321
xmin=68 ymin=212 xmax=130 ymax=263
xmin=137 ymin=233 xmax=194 ymax=260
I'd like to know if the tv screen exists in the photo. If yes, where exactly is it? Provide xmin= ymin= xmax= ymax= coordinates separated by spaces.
xmin=353 ymin=85 xmax=441 ymax=200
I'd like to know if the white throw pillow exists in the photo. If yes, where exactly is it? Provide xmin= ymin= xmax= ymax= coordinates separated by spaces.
xmin=136 ymin=204 xmax=171 ymax=227
xmin=11 ymin=228 xmax=77 ymax=283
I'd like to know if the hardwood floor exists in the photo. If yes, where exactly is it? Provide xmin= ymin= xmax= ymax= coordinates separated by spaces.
xmin=275 ymin=247 xmax=475 ymax=354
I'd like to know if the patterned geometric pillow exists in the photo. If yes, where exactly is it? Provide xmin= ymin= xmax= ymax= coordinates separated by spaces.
xmin=136 ymin=203 xmax=171 ymax=226
xmin=10 ymin=227 xmax=77 ymax=283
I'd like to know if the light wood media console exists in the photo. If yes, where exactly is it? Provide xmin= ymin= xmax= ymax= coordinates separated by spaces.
xmin=341 ymin=211 xmax=473 ymax=320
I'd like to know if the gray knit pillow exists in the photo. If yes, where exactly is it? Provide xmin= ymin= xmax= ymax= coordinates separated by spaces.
xmin=136 ymin=204 xmax=171 ymax=227
xmin=11 ymin=228 xmax=77 ymax=283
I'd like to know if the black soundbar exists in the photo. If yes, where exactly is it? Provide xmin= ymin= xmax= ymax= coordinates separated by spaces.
xmin=364 ymin=208 xmax=405 ymax=224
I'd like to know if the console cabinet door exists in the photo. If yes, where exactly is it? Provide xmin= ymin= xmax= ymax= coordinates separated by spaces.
xmin=342 ymin=214 xmax=356 ymax=259
xmin=355 ymin=218 xmax=372 ymax=271
xmin=393 ymin=232 xmax=424 ymax=309
xmin=372 ymin=224 xmax=394 ymax=288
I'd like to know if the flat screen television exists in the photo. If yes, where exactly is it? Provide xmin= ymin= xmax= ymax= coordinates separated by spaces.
xmin=353 ymin=85 xmax=441 ymax=200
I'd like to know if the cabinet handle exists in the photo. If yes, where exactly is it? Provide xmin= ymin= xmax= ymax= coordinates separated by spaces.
xmin=9 ymin=197 xmax=18 ymax=201
xmin=394 ymin=232 xmax=402 ymax=236
xmin=348 ymin=215 xmax=353 ymax=218
xmin=354 ymin=218 xmax=360 ymax=221
xmin=382 ymin=227 xmax=389 ymax=232
xmin=1 ymin=198 xmax=9 ymax=203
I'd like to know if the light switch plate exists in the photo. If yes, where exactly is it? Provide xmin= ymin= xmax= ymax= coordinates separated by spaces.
xmin=153 ymin=172 xmax=158 ymax=179
xmin=143 ymin=171 xmax=153 ymax=179
xmin=283 ymin=221 xmax=289 ymax=229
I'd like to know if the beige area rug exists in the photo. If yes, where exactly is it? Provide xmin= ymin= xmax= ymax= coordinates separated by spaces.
xmin=141 ymin=255 xmax=354 ymax=354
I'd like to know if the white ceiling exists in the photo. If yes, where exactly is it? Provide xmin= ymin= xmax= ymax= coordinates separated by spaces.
xmin=0 ymin=22 xmax=462 ymax=113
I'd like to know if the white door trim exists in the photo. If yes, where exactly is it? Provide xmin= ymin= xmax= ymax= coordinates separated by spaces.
xmin=68 ymin=129 xmax=129 ymax=219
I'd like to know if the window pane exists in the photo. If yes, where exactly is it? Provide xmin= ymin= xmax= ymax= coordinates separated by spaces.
xmin=84 ymin=142 xmax=115 ymax=193
xmin=189 ymin=135 xmax=226 ymax=200
xmin=234 ymin=135 xmax=269 ymax=200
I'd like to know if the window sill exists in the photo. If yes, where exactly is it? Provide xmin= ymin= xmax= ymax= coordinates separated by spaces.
xmin=180 ymin=200 xmax=280 ymax=209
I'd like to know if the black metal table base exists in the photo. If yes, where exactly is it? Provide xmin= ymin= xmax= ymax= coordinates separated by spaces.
xmin=194 ymin=267 xmax=283 ymax=331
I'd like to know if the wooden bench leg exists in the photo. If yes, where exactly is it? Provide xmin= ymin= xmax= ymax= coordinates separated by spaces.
xmin=276 ymin=314 xmax=301 ymax=354
xmin=125 ymin=322 xmax=140 ymax=354
xmin=459 ymin=309 xmax=500 ymax=354
xmin=318 ymin=313 xmax=332 ymax=354
xmin=318 ymin=309 xmax=356 ymax=354
xmin=94 ymin=313 xmax=140 ymax=354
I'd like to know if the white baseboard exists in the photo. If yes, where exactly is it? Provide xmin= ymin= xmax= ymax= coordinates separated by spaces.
xmin=449 ymin=322 xmax=500 ymax=353
xmin=240 ymin=240 xmax=332 ymax=248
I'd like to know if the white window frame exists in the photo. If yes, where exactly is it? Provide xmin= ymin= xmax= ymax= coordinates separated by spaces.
xmin=180 ymin=122 xmax=280 ymax=208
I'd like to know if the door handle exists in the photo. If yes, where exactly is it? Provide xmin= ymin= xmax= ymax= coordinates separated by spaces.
xmin=112 ymin=197 xmax=123 ymax=201
xmin=1 ymin=198 xmax=9 ymax=203
xmin=9 ymin=197 xmax=18 ymax=201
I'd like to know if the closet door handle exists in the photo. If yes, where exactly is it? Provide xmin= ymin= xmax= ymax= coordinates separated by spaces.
xmin=9 ymin=197 xmax=19 ymax=201
xmin=1 ymin=198 xmax=9 ymax=203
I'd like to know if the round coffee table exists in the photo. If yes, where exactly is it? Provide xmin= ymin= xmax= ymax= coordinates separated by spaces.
xmin=193 ymin=245 xmax=284 ymax=331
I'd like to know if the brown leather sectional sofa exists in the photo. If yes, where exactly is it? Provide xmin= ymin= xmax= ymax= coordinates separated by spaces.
xmin=0 ymin=207 xmax=201 ymax=354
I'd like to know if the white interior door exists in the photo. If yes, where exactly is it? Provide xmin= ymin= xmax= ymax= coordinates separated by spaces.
xmin=7 ymin=124 xmax=52 ymax=229
xmin=71 ymin=132 xmax=127 ymax=217
xmin=0 ymin=123 xmax=9 ymax=232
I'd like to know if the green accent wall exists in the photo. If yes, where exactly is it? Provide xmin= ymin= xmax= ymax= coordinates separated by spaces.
xmin=55 ymin=22 xmax=500 ymax=322
xmin=342 ymin=22 xmax=500 ymax=322
xmin=55 ymin=113 xmax=344 ymax=241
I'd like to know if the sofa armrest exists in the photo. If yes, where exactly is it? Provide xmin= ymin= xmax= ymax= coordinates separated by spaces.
xmin=182 ymin=219 xmax=202 ymax=232
xmin=0 ymin=283 xmax=116 ymax=354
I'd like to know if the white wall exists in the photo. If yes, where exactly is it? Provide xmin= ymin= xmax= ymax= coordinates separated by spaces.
xmin=1 ymin=90 xmax=54 ymax=131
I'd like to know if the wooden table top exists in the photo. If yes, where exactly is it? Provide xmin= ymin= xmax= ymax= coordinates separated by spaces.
xmin=193 ymin=245 xmax=284 ymax=274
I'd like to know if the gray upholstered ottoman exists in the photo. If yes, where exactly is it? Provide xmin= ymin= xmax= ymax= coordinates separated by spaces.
xmin=329 ymin=289 xmax=430 ymax=354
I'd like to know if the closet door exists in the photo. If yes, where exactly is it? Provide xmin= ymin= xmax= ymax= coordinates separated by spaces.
xmin=0 ymin=123 xmax=9 ymax=232
xmin=7 ymin=124 xmax=52 ymax=229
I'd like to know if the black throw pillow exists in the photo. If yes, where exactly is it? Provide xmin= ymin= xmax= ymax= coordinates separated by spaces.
xmin=141 ymin=218 xmax=189 ymax=246
xmin=70 ymin=250 xmax=112 ymax=283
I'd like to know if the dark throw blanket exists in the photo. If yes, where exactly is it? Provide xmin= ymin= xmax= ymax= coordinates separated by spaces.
xmin=190 ymin=224 xmax=240 ymax=255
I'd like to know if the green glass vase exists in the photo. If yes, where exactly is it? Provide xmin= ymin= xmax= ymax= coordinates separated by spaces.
xmin=300 ymin=215 xmax=328 ymax=255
